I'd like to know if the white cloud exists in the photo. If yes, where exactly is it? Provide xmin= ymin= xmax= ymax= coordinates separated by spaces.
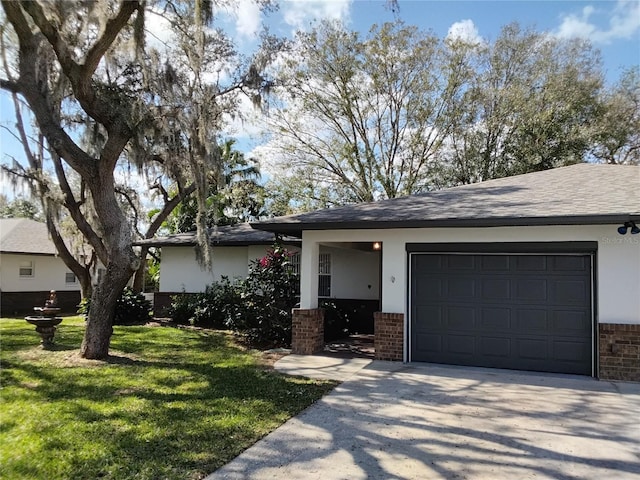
xmin=555 ymin=0 xmax=640 ymax=44
xmin=235 ymin=0 xmax=263 ymax=39
xmin=145 ymin=7 xmax=174 ymax=52
xmin=282 ymin=0 xmax=352 ymax=31
xmin=446 ymin=19 xmax=483 ymax=45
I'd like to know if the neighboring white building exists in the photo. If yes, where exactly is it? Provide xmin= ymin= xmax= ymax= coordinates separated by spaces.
xmin=253 ymin=164 xmax=640 ymax=381
xmin=138 ymin=223 xmax=382 ymax=329
xmin=0 ymin=218 xmax=81 ymax=315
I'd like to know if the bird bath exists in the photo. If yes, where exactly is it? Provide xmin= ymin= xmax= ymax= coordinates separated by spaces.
xmin=25 ymin=306 xmax=63 ymax=349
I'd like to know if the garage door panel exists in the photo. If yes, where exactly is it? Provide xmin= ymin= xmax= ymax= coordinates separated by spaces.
xmin=479 ymin=336 xmax=511 ymax=357
xmin=481 ymin=255 xmax=510 ymax=271
xmin=515 ymin=279 xmax=548 ymax=301
xmin=516 ymin=309 xmax=548 ymax=330
xmin=551 ymin=279 xmax=589 ymax=304
xmin=413 ymin=276 xmax=442 ymax=299
xmin=516 ymin=338 xmax=549 ymax=360
xmin=414 ymin=306 xmax=442 ymax=331
xmin=481 ymin=308 xmax=511 ymax=329
xmin=481 ymin=278 xmax=510 ymax=299
xmin=516 ymin=256 xmax=547 ymax=271
xmin=553 ymin=339 xmax=590 ymax=362
xmin=446 ymin=335 xmax=476 ymax=355
xmin=552 ymin=310 xmax=589 ymax=331
xmin=414 ymin=333 xmax=442 ymax=354
xmin=449 ymin=255 xmax=475 ymax=270
xmin=411 ymin=253 xmax=592 ymax=375
xmin=553 ymin=256 xmax=589 ymax=272
xmin=415 ymin=255 xmax=444 ymax=271
xmin=447 ymin=278 xmax=476 ymax=298
xmin=447 ymin=306 xmax=476 ymax=329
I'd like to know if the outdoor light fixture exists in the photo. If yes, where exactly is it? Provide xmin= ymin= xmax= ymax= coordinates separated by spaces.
xmin=373 ymin=242 xmax=382 ymax=250
xmin=617 ymin=221 xmax=640 ymax=235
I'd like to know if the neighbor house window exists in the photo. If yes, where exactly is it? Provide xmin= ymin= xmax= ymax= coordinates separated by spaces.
xmin=318 ymin=253 xmax=331 ymax=297
xmin=19 ymin=260 xmax=34 ymax=277
xmin=65 ymin=272 xmax=77 ymax=284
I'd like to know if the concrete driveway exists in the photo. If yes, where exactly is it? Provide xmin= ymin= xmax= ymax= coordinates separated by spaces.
xmin=207 ymin=357 xmax=640 ymax=480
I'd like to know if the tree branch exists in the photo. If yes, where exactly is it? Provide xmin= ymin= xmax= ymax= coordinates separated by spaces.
xmin=82 ymin=1 xmax=140 ymax=78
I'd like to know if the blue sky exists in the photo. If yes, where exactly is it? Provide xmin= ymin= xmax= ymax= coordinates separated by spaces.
xmin=1 ymin=0 xmax=639 ymax=197
xmin=249 ymin=0 xmax=639 ymax=83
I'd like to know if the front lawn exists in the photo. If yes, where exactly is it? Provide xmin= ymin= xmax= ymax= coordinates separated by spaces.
xmin=0 ymin=317 xmax=336 ymax=479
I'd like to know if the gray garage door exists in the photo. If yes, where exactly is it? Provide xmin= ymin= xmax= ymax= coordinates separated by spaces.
xmin=410 ymin=253 xmax=593 ymax=375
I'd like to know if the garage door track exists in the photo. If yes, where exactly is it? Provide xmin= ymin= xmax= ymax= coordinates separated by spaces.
xmin=207 ymin=359 xmax=640 ymax=480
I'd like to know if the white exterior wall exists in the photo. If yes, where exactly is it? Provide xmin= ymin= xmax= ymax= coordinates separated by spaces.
xmin=319 ymin=245 xmax=380 ymax=300
xmin=159 ymin=244 xmax=301 ymax=293
xmin=300 ymin=225 xmax=640 ymax=325
xmin=0 ymin=253 xmax=80 ymax=292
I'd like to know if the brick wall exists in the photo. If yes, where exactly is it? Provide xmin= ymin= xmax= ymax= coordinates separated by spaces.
xmin=291 ymin=308 xmax=324 ymax=355
xmin=152 ymin=292 xmax=193 ymax=318
xmin=1 ymin=291 xmax=81 ymax=317
xmin=599 ymin=323 xmax=640 ymax=382
xmin=374 ymin=312 xmax=404 ymax=361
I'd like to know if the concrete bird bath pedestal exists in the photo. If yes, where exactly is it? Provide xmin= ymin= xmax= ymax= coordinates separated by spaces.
xmin=25 ymin=306 xmax=63 ymax=349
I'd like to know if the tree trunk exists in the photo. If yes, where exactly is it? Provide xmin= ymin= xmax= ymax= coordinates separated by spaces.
xmin=131 ymin=245 xmax=149 ymax=293
xmin=80 ymin=257 xmax=134 ymax=359
xmin=80 ymin=170 xmax=138 ymax=359
xmin=78 ymin=268 xmax=93 ymax=301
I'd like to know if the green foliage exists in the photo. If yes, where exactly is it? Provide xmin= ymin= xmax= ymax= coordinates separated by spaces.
xmin=169 ymin=280 xmax=240 ymax=329
xmin=0 ymin=317 xmax=335 ymax=480
xmin=78 ymin=288 xmax=151 ymax=325
xmin=264 ymin=19 xmax=633 ymax=210
xmin=165 ymin=140 xmax=266 ymax=234
xmin=0 ymin=197 xmax=42 ymax=220
xmin=169 ymin=244 xmax=299 ymax=347
xmin=228 ymin=245 xmax=300 ymax=347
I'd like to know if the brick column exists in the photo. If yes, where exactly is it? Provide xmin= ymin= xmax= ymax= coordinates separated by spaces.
xmin=374 ymin=312 xmax=404 ymax=361
xmin=599 ymin=323 xmax=640 ymax=382
xmin=291 ymin=308 xmax=324 ymax=355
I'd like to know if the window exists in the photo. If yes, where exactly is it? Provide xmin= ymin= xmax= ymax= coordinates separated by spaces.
xmin=19 ymin=260 xmax=34 ymax=277
xmin=318 ymin=253 xmax=331 ymax=297
xmin=288 ymin=252 xmax=301 ymax=275
xmin=65 ymin=272 xmax=77 ymax=284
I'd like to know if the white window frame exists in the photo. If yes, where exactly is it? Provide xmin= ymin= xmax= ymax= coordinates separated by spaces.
xmin=19 ymin=260 xmax=34 ymax=278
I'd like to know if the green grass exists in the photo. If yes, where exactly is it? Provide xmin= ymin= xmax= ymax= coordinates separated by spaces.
xmin=0 ymin=317 xmax=337 ymax=480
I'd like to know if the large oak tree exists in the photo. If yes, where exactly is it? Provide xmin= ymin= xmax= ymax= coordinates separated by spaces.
xmin=1 ymin=0 xmax=276 ymax=358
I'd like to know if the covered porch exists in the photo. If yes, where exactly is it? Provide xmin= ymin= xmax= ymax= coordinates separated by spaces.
xmin=293 ymin=236 xmax=406 ymax=361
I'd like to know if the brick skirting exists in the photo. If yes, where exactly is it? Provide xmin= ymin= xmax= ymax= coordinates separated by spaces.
xmin=1 ymin=291 xmax=81 ymax=317
xmin=599 ymin=323 xmax=640 ymax=382
xmin=374 ymin=312 xmax=404 ymax=361
xmin=292 ymin=308 xmax=324 ymax=355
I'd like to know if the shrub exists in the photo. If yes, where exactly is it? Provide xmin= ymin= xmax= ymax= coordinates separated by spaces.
xmin=77 ymin=287 xmax=152 ymax=325
xmin=167 ymin=292 xmax=197 ymax=325
xmin=167 ymin=244 xmax=299 ymax=347
xmin=226 ymin=244 xmax=299 ymax=347
xmin=168 ymin=280 xmax=241 ymax=328
xmin=114 ymin=288 xmax=152 ymax=325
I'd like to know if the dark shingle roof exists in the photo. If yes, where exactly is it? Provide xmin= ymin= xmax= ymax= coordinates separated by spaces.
xmin=135 ymin=222 xmax=301 ymax=247
xmin=0 ymin=218 xmax=57 ymax=255
xmin=252 ymin=164 xmax=640 ymax=236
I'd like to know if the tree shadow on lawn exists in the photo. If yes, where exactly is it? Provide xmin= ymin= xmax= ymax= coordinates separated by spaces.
xmin=1 ymin=326 xmax=336 ymax=479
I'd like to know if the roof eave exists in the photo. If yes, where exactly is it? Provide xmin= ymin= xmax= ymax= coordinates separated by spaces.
xmin=252 ymin=213 xmax=640 ymax=236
